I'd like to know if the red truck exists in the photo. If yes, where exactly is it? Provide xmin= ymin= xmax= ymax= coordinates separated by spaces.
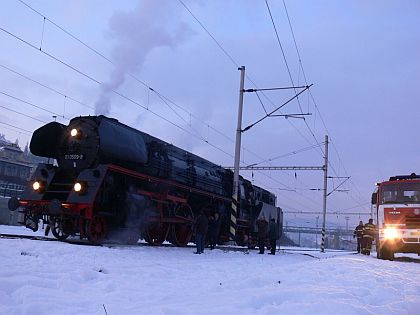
xmin=372 ymin=173 xmax=420 ymax=260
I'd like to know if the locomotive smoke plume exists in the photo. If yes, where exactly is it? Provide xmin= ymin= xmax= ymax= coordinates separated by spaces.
xmin=95 ymin=0 xmax=193 ymax=115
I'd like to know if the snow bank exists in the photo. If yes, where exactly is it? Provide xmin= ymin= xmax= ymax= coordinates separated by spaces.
xmin=0 ymin=225 xmax=419 ymax=315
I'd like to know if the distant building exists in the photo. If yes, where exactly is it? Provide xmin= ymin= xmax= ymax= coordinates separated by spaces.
xmin=0 ymin=134 xmax=45 ymax=198
xmin=0 ymin=142 xmax=34 ymax=185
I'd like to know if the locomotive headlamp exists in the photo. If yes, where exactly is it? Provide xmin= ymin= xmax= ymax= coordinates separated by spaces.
xmin=32 ymin=181 xmax=45 ymax=193
xmin=74 ymin=182 xmax=82 ymax=192
xmin=384 ymin=227 xmax=398 ymax=240
xmin=33 ymin=181 xmax=41 ymax=191
xmin=70 ymin=128 xmax=83 ymax=140
xmin=70 ymin=128 xmax=78 ymax=137
xmin=73 ymin=182 xmax=87 ymax=194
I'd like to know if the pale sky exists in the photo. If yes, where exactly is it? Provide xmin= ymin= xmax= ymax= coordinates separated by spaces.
xmin=0 ymin=0 xmax=419 ymax=229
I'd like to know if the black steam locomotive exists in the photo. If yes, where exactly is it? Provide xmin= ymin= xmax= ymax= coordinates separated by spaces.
xmin=9 ymin=115 xmax=282 ymax=245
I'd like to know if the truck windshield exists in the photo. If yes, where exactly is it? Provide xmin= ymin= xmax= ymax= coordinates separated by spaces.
xmin=380 ymin=182 xmax=420 ymax=204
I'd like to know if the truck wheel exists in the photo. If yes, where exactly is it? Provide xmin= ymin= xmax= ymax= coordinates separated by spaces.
xmin=380 ymin=245 xmax=394 ymax=261
xmin=388 ymin=248 xmax=395 ymax=261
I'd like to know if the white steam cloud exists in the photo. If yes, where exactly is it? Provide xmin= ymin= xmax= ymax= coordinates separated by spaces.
xmin=95 ymin=0 xmax=193 ymax=115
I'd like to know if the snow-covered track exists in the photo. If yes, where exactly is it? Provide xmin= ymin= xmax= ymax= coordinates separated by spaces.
xmin=0 ymin=233 xmax=55 ymax=242
xmin=0 ymin=233 xmax=101 ymax=246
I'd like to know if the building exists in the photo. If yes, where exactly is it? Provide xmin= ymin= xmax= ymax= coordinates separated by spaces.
xmin=0 ymin=135 xmax=42 ymax=225
xmin=0 ymin=135 xmax=44 ymax=198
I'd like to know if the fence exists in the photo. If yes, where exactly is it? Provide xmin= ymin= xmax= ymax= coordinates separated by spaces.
xmin=283 ymin=226 xmax=356 ymax=250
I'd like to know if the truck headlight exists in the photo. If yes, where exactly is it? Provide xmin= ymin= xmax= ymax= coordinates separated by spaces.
xmin=384 ymin=227 xmax=398 ymax=240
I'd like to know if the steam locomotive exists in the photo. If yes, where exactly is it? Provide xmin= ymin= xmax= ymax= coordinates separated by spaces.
xmin=9 ymin=115 xmax=282 ymax=246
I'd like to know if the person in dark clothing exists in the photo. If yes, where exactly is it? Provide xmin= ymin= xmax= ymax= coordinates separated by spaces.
xmin=256 ymin=217 xmax=268 ymax=254
xmin=353 ymin=221 xmax=364 ymax=253
xmin=194 ymin=211 xmax=208 ymax=254
xmin=207 ymin=215 xmax=217 ymax=250
xmin=362 ymin=218 xmax=376 ymax=255
xmin=213 ymin=213 xmax=221 ymax=245
xmin=268 ymin=218 xmax=278 ymax=255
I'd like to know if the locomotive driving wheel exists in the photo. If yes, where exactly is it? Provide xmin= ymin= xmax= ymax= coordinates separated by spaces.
xmin=170 ymin=204 xmax=194 ymax=247
xmin=50 ymin=217 xmax=70 ymax=241
xmin=87 ymin=216 xmax=107 ymax=244
xmin=144 ymin=208 xmax=169 ymax=246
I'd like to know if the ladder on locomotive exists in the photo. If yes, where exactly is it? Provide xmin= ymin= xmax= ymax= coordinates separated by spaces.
xmin=43 ymin=171 xmax=75 ymax=201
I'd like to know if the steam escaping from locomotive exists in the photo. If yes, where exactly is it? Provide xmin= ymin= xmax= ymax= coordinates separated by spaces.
xmin=95 ymin=0 xmax=194 ymax=115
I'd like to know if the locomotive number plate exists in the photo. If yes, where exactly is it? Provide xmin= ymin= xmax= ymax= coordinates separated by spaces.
xmin=64 ymin=154 xmax=84 ymax=160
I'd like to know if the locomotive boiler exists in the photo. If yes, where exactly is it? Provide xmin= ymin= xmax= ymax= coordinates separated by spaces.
xmin=9 ymin=115 xmax=282 ymax=246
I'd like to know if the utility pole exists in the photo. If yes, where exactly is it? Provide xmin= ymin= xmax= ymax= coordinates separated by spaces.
xmin=321 ymin=135 xmax=328 ymax=253
xmin=230 ymin=66 xmax=245 ymax=240
xmin=316 ymin=216 xmax=319 ymax=249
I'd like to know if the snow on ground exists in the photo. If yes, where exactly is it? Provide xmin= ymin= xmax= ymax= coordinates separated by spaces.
xmin=0 ymin=225 xmax=419 ymax=315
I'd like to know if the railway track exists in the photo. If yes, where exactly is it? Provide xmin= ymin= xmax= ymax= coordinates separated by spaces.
xmin=0 ymin=233 xmax=100 ymax=246
xmin=3 ymin=232 xmax=417 ymax=262
xmin=0 ymin=232 xmax=354 ymax=254
xmin=0 ymin=233 xmax=55 ymax=242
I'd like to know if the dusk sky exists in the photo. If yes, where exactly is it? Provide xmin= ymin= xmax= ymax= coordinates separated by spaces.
xmin=0 ymin=0 xmax=419 ymax=229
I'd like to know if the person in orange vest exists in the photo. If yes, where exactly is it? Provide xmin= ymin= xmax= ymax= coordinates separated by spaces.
xmin=353 ymin=221 xmax=364 ymax=253
xmin=362 ymin=218 xmax=376 ymax=255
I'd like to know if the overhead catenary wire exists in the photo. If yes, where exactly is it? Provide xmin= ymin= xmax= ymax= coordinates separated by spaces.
xmin=252 ymin=171 xmax=324 ymax=210
xmin=283 ymin=211 xmax=370 ymax=216
xmin=265 ymin=1 xmax=350 ymax=215
xmin=0 ymin=104 xmax=47 ymax=123
xmin=177 ymin=0 xmax=318 ymax=148
xmin=0 ymin=90 xmax=70 ymax=120
xmin=281 ymin=0 xmax=367 ymax=210
xmin=0 ymin=63 xmax=94 ymax=110
xmin=177 ymin=0 xmax=353 ymax=213
xmin=17 ymin=0 xmax=333 ymax=216
xmin=12 ymin=0 xmax=320 ymax=211
xmin=16 ymin=0 xmax=232 ymax=141
xmin=8 ymin=0 xmax=352 ymax=215
xmin=0 ymin=121 xmax=32 ymax=135
xmin=248 ymin=142 xmax=324 ymax=167
xmin=265 ymin=0 xmax=324 ymax=157
xmin=264 ymin=0 xmax=368 ymax=214
xmin=0 ymin=24 xmax=237 ymax=160
xmin=0 ymin=26 xmax=101 ymax=85
xmin=14 ymin=0 xmax=271 ymax=170
xmin=7 ymin=1 xmax=302 ymax=200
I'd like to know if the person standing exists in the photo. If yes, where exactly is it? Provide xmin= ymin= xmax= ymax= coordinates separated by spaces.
xmin=353 ymin=221 xmax=364 ymax=253
xmin=256 ymin=216 xmax=268 ymax=254
xmin=268 ymin=218 xmax=279 ymax=255
xmin=362 ymin=218 xmax=376 ymax=255
xmin=194 ymin=210 xmax=208 ymax=254
xmin=207 ymin=215 xmax=217 ymax=250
